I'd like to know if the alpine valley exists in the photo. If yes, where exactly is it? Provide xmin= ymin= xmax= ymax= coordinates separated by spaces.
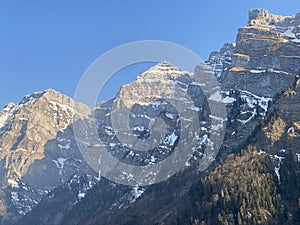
xmin=0 ymin=9 xmax=299 ymax=225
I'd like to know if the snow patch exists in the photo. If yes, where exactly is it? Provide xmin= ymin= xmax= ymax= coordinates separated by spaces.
xmin=198 ymin=134 xmax=208 ymax=146
xmin=109 ymin=143 xmax=117 ymax=147
xmin=250 ymin=69 xmax=266 ymax=74
xmin=165 ymin=112 xmax=176 ymax=119
xmin=150 ymin=101 xmax=167 ymax=109
xmin=104 ymin=126 xmax=114 ymax=136
xmin=191 ymin=81 xmax=206 ymax=87
xmin=235 ymin=90 xmax=272 ymax=125
xmin=237 ymin=109 xmax=257 ymax=125
xmin=222 ymin=96 xmax=235 ymax=104
xmin=53 ymin=158 xmax=67 ymax=181
xmin=165 ymin=131 xmax=178 ymax=146
xmin=282 ymin=27 xmax=300 ymax=43
xmin=272 ymin=154 xmax=285 ymax=184
xmin=258 ymin=150 xmax=266 ymax=155
xmin=274 ymin=166 xmax=281 ymax=184
xmin=129 ymin=186 xmax=145 ymax=203
xmin=296 ymin=153 xmax=300 ymax=162
xmin=78 ymin=192 xmax=86 ymax=200
xmin=0 ymin=104 xmax=15 ymax=129
xmin=58 ymin=143 xmax=71 ymax=150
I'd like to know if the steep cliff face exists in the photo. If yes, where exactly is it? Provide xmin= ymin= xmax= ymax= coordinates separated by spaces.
xmin=0 ymin=89 xmax=92 ymax=223
xmin=205 ymin=8 xmax=300 ymax=158
xmin=93 ymin=62 xmax=210 ymax=171
xmin=209 ymin=9 xmax=300 ymax=97
xmin=0 ymin=89 xmax=91 ymax=186
xmin=254 ymin=76 xmax=300 ymax=160
xmin=206 ymin=43 xmax=235 ymax=81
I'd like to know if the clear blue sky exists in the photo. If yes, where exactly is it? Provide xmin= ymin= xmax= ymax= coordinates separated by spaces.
xmin=0 ymin=0 xmax=299 ymax=108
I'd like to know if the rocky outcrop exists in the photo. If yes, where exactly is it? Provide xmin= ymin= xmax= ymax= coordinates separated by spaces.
xmin=216 ymin=9 xmax=300 ymax=97
xmin=254 ymin=76 xmax=300 ymax=158
xmin=205 ymin=9 xmax=300 ymax=159
xmin=206 ymin=43 xmax=235 ymax=81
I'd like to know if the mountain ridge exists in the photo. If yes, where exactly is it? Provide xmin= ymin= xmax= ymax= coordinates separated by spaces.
xmin=0 ymin=8 xmax=299 ymax=225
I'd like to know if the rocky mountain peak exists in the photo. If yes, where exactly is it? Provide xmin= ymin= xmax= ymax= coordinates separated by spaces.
xmin=206 ymin=43 xmax=235 ymax=80
xmin=3 ymin=103 xmax=16 ymax=111
xmin=247 ymin=8 xmax=300 ymax=38
xmin=115 ymin=61 xmax=193 ymax=108
xmin=138 ymin=61 xmax=192 ymax=80
xmin=20 ymin=89 xmax=75 ymax=106
xmin=217 ymin=9 xmax=300 ymax=97
xmin=248 ymin=9 xmax=289 ymax=27
xmin=0 ymin=89 xmax=91 ymax=189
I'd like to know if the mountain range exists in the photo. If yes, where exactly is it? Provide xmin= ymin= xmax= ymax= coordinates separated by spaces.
xmin=0 ymin=8 xmax=299 ymax=225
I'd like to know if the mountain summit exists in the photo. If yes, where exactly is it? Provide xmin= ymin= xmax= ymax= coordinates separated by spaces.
xmin=0 ymin=89 xmax=90 ymax=185
xmin=0 ymin=89 xmax=92 ymax=222
xmin=208 ymin=8 xmax=300 ymax=97
xmin=138 ymin=61 xmax=192 ymax=79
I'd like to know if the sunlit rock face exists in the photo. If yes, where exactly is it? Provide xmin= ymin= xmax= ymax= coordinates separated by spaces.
xmin=206 ymin=9 xmax=300 ymax=161
xmin=94 ymin=62 xmax=209 ymax=168
xmin=208 ymin=9 xmax=300 ymax=97
xmin=0 ymin=89 xmax=92 ymax=220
